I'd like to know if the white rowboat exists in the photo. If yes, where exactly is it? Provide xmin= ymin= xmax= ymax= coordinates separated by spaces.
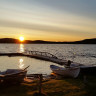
xmin=50 ymin=65 xmax=80 ymax=78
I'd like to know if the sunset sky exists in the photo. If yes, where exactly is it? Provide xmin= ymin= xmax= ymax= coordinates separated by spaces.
xmin=0 ymin=0 xmax=96 ymax=41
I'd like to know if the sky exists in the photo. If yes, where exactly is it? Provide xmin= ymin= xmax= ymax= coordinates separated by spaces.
xmin=0 ymin=0 xmax=96 ymax=41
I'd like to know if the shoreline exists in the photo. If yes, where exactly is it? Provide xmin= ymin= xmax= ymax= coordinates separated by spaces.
xmin=0 ymin=75 xmax=96 ymax=96
xmin=0 ymin=53 xmax=96 ymax=96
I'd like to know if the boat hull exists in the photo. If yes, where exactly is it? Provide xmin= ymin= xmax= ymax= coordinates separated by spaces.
xmin=50 ymin=65 xmax=80 ymax=78
xmin=0 ymin=69 xmax=27 ymax=83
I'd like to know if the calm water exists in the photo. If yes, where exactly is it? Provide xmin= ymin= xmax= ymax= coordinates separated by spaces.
xmin=0 ymin=44 xmax=96 ymax=74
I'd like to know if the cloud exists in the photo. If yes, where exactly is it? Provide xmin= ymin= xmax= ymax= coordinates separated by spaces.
xmin=0 ymin=18 xmax=96 ymax=38
xmin=0 ymin=19 xmax=73 ymax=33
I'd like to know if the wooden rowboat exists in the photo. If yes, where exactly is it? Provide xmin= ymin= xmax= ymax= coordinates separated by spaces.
xmin=50 ymin=65 xmax=80 ymax=78
xmin=0 ymin=66 xmax=29 ymax=83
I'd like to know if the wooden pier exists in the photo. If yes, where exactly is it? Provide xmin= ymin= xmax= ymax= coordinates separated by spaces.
xmin=0 ymin=50 xmax=68 ymax=65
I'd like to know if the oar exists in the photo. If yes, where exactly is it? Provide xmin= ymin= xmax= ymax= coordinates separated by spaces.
xmin=23 ymin=65 xmax=30 ymax=70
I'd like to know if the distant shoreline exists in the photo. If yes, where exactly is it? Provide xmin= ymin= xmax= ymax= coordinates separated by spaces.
xmin=0 ymin=38 xmax=96 ymax=44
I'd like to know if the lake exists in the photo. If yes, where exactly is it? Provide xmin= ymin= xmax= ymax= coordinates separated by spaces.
xmin=0 ymin=44 xmax=96 ymax=74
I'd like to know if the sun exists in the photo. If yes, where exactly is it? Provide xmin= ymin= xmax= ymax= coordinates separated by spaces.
xmin=19 ymin=36 xmax=24 ymax=42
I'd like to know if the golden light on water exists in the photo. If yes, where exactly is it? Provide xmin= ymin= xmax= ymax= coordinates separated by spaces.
xmin=19 ymin=36 xmax=24 ymax=42
xmin=19 ymin=58 xmax=24 ymax=69
xmin=20 ymin=44 xmax=24 ymax=53
xmin=19 ymin=44 xmax=25 ymax=69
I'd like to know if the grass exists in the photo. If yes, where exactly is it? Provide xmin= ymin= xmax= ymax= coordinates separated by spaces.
xmin=0 ymin=76 xmax=96 ymax=96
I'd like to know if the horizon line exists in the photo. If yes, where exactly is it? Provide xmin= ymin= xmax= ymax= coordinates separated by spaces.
xmin=0 ymin=37 xmax=96 ymax=42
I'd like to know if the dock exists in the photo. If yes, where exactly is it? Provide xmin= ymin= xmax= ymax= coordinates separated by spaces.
xmin=0 ymin=50 xmax=67 ymax=65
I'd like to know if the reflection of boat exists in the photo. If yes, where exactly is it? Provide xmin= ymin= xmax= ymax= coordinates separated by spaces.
xmin=50 ymin=65 xmax=80 ymax=78
xmin=0 ymin=66 xmax=29 ymax=83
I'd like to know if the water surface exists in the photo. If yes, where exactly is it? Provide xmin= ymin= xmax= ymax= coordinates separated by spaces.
xmin=0 ymin=44 xmax=96 ymax=74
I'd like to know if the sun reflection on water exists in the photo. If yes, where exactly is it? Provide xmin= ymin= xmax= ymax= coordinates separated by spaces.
xmin=19 ymin=58 xmax=24 ymax=69
xmin=20 ymin=44 xmax=24 ymax=53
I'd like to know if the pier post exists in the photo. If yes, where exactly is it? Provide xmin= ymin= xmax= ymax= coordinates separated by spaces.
xmin=38 ymin=74 xmax=43 ymax=95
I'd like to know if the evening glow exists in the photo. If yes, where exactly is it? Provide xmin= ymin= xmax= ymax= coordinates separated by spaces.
xmin=0 ymin=0 xmax=96 ymax=41
xmin=19 ymin=37 xmax=24 ymax=42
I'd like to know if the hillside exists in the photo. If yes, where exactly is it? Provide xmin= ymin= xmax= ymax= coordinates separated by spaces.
xmin=0 ymin=38 xmax=96 ymax=44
